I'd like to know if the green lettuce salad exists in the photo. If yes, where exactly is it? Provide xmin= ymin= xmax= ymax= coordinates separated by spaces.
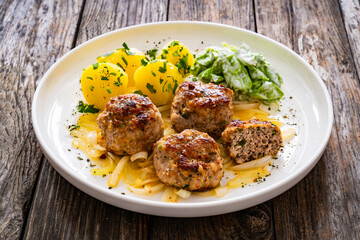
xmin=191 ymin=43 xmax=284 ymax=104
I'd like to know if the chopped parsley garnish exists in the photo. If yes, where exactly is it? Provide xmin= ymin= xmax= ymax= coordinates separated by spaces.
xmin=120 ymin=56 xmax=127 ymax=66
xmin=110 ymin=72 xmax=117 ymax=76
xmin=77 ymin=101 xmax=100 ymax=113
xmin=158 ymin=62 xmax=167 ymax=73
xmin=92 ymin=63 xmax=99 ymax=70
xmin=107 ymin=88 xmax=112 ymax=94
xmin=237 ymin=128 xmax=243 ymax=133
xmin=167 ymin=83 xmax=172 ymax=92
xmin=114 ymin=77 xmax=122 ymax=86
xmin=151 ymin=70 xmax=156 ymax=77
xmin=162 ymin=80 xmax=168 ymax=92
xmin=101 ymin=76 xmax=109 ymax=80
xmin=104 ymin=52 xmax=114 ymax=57
xmin=176 ymin=53 xmax=190 ymax=74
xmin=122 ymin=42 xmax=129 ymax=50
xmin=173 ymin=50 xmax=180 ymax=57
xmin=90 ymin=85 xmax=94 ymax=91
xmin=141 ymin=59 xmax=148 ymax=66
xmin=159 ymin=78 xmax=164 ymax=84
xmin=163 ymin=49 xmax=169 ymax=54
xmin=239 ymin=139 xmax=247 ymax=146
xmin=122 ymin=42 xmax=134 ymax=55
xmin=173 ymin=81 xmax=178 ymax=94
xmin=68 ymin=124 xmax=80 ymax=131
xmin=116 ymin=62 xmax=125 ymax=71
xmin=160 ymin=54 xmax=166 ymax=59
xmin=133 ymin=90 xmax=147 ymax=96
xmin=86 ymin=76 xmax=93 ymax=80
xmin=146 ymin=49 xmax=158 ymax=60
xmin=158 ymin=145 xmax=163 ymax=150
xmin=146 ymin=83 xmax=156 ymax=94
xmin=170 ymin=41 xmax=179 ymax=47
xmin=181 ymin=112 xmax=190 ymax=119
xmin=167 ymin=75 xmax=176 ymax=82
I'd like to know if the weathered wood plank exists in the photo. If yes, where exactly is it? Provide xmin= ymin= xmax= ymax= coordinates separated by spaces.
xmin=147 ymin=1 xmax=273 ymax=240
xmin=338 ymin=0 xmax=360 ymax=77
xmin=148 ymin=204 xmax=273 ymax=240
xmin=255 ymin=0 xmax=360 ymax=239
xmin=23 ymin=0 xmax=168 ymax=239
xmin=75 ymin=0 xmax=168 ymax=45
xmin=0 ymin=0 xmax=83 ymax=239
xmin=23 ymin=161 xmax=149 ymax=240
xmin=168 ymin=0 xmax=255 ymax=31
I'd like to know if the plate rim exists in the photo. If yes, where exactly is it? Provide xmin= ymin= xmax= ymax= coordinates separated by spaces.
xmin=32 ymin=21 xmax=334 ymax=217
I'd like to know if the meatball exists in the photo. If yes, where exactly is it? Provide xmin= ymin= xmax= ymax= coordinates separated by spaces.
xmin=221 ymin=119 xmax=282 ymax=164
xmin=171 ymin=81 xmax=233 ymax=137
xmin=97 ymin=94 xmax=164 ymax=155
xmin=154 ymin=129 xmax=224 ymax=191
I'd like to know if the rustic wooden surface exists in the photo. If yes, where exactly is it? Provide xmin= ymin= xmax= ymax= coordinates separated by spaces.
xmin=0 ymin=0 xmax=83 ymax=239
xmin=255 ymin=0 xmax=360 ymax=239
xmin=0 ymin=0 xmax=359 ymax=239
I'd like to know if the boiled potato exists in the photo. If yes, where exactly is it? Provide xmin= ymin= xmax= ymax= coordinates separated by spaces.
xmin=158 ymin=40 xmax=195 ymax=77
xmin=81 ymin=62 xmax=128 ymax=109
xmin=134 ymin=60 xmax=183 ymax=106
xmin=97 ymin=46 xmax=146 ymax=87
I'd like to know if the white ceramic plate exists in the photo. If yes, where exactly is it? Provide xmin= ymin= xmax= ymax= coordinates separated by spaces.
xmin=32 ymin=22 xmax=333 ymax=217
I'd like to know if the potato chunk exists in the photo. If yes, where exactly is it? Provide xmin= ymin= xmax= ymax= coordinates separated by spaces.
xmin=97 ymin=47 xmax=146 ymax=87
xmin=133 ymin=60 xmax=183 ymax=106
xmin=158 ymin=41 xmax=195 ymax=77
xmin=81 ymin=62 xmax=128 ymax=109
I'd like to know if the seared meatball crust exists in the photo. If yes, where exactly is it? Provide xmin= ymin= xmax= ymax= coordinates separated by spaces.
xmin=97 ymin=94 xmax=164 ymax=155
xmin=221 ymin=119 xmax=282 ymax=164
xmin=154 ymin=129 xmax=224 ymax=191
xmin=171 ymin=81 xmax=234 ymax=138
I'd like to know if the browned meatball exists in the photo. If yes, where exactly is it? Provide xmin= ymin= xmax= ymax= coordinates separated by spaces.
xmin=170 ymin=81 xmax=234 ymax=137
xmin=221 ymin=119 xmax=282 ymax=164
xmin=97 ymin=94 xmax=164 ymax=155
xmin=153 ymin=129 xmax=224 ymax=191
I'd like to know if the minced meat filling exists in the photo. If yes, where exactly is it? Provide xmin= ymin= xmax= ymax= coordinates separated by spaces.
xmin=222 ymin=119 xmax=282 ymax=163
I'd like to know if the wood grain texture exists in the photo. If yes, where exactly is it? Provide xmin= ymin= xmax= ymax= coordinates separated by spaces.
xmin=23 ymin=161 xmax=149 ymax=240
xmin=23 ymin=0 xmax=168 ymax=239
xmin=0 ymin=0 xmax=83 ymax=239
xmin=255 ymin=0 xmax=360 ymax=239
xmin=149 ymin=205 xmax=273 ymax=240
xmin=338 ymin=0 xmax=360 ymax=76
xmin=168 ymin=0 xmax=255 ymax=31
xmin=76 ymin=0 xmax=168 ymax=45
xmin=147 ymin=1 xmax=273 ymax=240
xmin=6 ymin=0 xmax=359 ymax=239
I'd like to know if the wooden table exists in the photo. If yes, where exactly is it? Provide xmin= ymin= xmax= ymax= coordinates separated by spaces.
xmin=1 ymin=0 xmax=359 ymax=239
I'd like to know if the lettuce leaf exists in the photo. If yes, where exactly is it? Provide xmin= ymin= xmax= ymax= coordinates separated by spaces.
xmin=191 ymin=43 xmax=284 ymax=103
